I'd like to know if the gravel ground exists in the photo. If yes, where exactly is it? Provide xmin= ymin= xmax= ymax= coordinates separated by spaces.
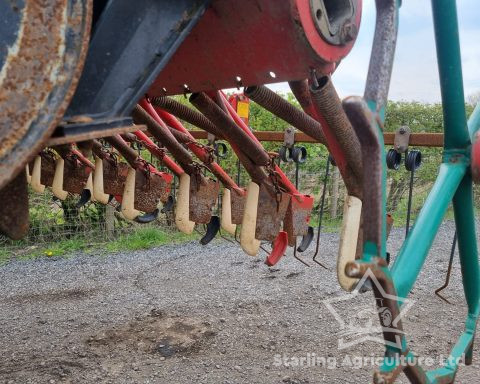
xmin=0 ymin=220 xmax=478 ymax=384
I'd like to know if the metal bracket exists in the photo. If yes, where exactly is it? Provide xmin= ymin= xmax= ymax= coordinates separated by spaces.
xmin=394 ymin=125 xmax=411 ymax=153
xmin=283 ymin=127 xmax=295 ymax=148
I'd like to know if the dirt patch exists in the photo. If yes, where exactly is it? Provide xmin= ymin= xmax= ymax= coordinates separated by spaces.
xmin=5 ymin=287 xmax=98 ymax=304
xmin=86 ymin=310 xmax=214 ymax=358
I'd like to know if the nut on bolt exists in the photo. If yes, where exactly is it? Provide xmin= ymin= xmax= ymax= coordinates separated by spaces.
xmin=340 ymin=20 xmax=358 ymax=44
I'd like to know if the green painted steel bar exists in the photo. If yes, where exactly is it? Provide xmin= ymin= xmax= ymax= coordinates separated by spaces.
xmin=431 ymin=0 xmax=470 ymax=149
xmin=426 ymin=330 xmax=474 ymax=382
xmin=468 ymin=102 xmax=480 ymax=140
xmin=391 ymin=162 xmax=466 ymax=299
xmin=453 ymin=173 xmax=480 ymax=314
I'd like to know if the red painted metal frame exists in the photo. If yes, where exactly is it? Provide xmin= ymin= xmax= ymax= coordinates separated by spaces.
xmin=143 ymin=99 xmax=245 ymax=196
xmin=132 ymin=130 xmax=184 ymax=177
xmin=148 ymin=0 xmax=362 ymax=96
xmin=114 ymin=134 xmax=173 ymax=184
xmin=71 ymin=147 xmax=95 ymax=170
xmin=218 ymin=91 xmax=303 ymax=198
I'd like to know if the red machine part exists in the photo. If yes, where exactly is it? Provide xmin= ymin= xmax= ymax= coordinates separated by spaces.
xmin=265 ymin=231 xmax=289 ymax=267
xmin=148 ymin=0 xmax=362 ymax=96
xmin=140 ymin=98 xmax=244 ymax=195
xmin=218 ymin=91 xmax=302 ymax=199
xmin=472 ymin=131 xmax=480 ymax=183
xmin=71 ymin=148 xmax=95 ymax=170
xmin=132 ymin=130 xmax=184 ymax=177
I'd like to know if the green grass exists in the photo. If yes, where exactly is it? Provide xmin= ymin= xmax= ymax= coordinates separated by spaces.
xmin=104 ymin=227 xmax=197 ymax=253
xmin=18 ymin=237 xmax=89 ymax=260
xmin=0 ymin=227 xmax=198 ymax=264
xmin=0 ymin=248 xmax=12 ymax=265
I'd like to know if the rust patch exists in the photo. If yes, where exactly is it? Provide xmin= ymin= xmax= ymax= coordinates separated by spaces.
xmin=255 ymin=182 xmax=290 ymax=242
xmin=62 ymin=157 xmax=90 ymax=194
xmin=230 ymin=189 xmax=246 ymax=225
xmin=102 ymin=160 xmax=128 ymax=196
xmin=283 ymin=196 xmax=313 ymax=246
xmin=0 ymin=0 xmax=92 ymax=190
xmin=39 ymin=151 xmax=56 ymax=187
xmin=0 ymin=171 xmax=29 ymax=240
xmin=189 ymin=176 xmax=219 ymax=224
xmin=134 ymin=169 xmax=170 ymax=213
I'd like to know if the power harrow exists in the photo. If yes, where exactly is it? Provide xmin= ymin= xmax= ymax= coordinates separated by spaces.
xmin=1 ymin=1 xmax=479 ymax=383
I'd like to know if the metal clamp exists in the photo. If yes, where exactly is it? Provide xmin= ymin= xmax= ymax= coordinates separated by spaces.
xmin=386 ymin=126 xmax=412 ymax=170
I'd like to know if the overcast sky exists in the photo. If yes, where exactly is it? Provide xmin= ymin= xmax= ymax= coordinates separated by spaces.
xmin=269 ymin=0 xmax=479 ymax=103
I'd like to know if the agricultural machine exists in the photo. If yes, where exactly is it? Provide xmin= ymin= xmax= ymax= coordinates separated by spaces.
xmin=1 ymin=0 xmax=479 ymax=383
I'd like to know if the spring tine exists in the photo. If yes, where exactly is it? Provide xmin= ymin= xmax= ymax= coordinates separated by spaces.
xmin=219 ymin=228 xmax=235 ymax=244
xmin=289 ymin=154 xmax=310 ymax=266
xmin=405 ymin=162 xmax=415 ymax=237
xmin=234 ymin=225 xmax=240 ymax=244
xmin=434 ymin=231 xmax=457 ymax=304
xmin=260 ymin=243 xmax=271 ymax=255
xmin=293 ymin=238 xmax=311 ymax=267
xmin=312 ymin=156 xmax=331 ymax=268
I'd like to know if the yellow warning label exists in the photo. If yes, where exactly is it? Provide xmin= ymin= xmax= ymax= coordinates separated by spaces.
xmin=237 ymin=101 xmax=249 ymax=118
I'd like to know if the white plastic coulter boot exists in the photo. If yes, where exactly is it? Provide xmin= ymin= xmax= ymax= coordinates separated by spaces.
xmin=175 ymin=173 xmax=195 ymax=234
xmin=93 ymin=157 xmax=110 ymax=204
xmin=31 ymin=156 xmax=45 ymax=193
xmin=26 ymin=164 xmax=31 ymax=184
xmin=121 ymin=166 xmax=140 ymax=220
xmin=52 ymin=158 xmax=68 ymax=200
xmin=337 ymin=194 xmax=362 ymax=291
xmin=220 ymin=188 xmax=236 ymax=235
xmin=240 ymin=181 xmax=261 ymax=256
xmin=85 ymin=173 xmax=96 ymax=203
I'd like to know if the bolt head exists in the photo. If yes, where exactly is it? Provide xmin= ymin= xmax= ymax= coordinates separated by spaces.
xmin=340 ymin=21 xmax=358 ymax=43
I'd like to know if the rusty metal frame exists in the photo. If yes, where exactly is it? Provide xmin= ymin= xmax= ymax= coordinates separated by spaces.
xmin=0 ymin=0 xmax=93 ymax=190
xmin=185 ymin=130 xmax=445 ymax=147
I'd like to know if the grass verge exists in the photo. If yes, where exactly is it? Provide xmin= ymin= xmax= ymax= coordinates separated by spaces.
xmin=1 ymin=227 xmax=198 ymax=264
xmin=104 ymin=227 xmax=197 ymax=253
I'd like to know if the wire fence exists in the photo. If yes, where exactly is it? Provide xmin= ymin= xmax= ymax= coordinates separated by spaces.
xmin=0 ymin=146 xmax=474 ymax=257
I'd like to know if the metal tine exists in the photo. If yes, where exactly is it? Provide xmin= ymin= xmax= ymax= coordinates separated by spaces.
xmin=405 ymin=150 xmax=422 ymax=237
xmin=260 ymin=243 xmax=272 ymax=255
xmin=293 ymin=238 xmax=311 ymax=267
xmin=214 ymin=145 xmax=235 ymax=244
xmin=218 ymin=227 xmax=235 ymax=244
xmin=291 ymin=150 xmax=310 ymax=267
xmin=233 ymin=159 xmax=243 ymax=246
xmin=311 ymin=155 xmax=331 ymax=269
xmin=435 ymin=231 xmax=457 ymax=304
xmin=234 ymin=223 xmax=240 ymax=244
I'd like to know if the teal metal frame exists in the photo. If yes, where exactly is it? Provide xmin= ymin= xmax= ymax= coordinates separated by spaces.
xmin=358 ymin=1 xmax=480 ymax=382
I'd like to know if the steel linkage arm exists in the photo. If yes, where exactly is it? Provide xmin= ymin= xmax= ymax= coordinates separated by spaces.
xmin=144 ymin=98 xmax=245 ymax=195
